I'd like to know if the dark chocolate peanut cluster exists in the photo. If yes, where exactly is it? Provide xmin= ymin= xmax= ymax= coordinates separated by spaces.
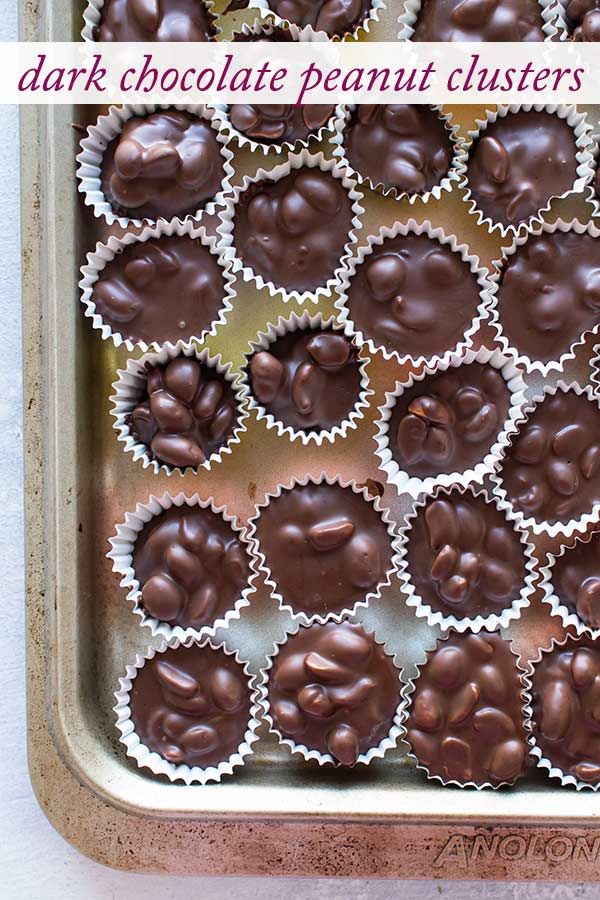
xmin=566 ymin=0 xmax=600 ymax=40
xmin=412 ymin=0 xmax=546 ymax=41
xmin=94 ymin=0 xmax=217 ymax=42
xmin=229 ymin=104 xmax=334 ymax=146
xmin=265 ymin=0 xmax=373 ymax=38
xmin=552 ymin=533 xmax=600 ymax=630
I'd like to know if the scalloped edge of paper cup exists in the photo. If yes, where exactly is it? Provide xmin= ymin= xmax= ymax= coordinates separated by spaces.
xmin=400 ymin=629 xmax=532 ymax=790
xmin=398 ymin=0 xmax=563 ymax=41
xmin=330 ymin=104 xmax=465 ymax=203
xmin=256 ymin=618 xmax=404 ymax=767
xmin=245 ymin=472 xmax=401 ymax=626
xmin=334 ymin=217 xmax=494 ymax=369
xmin=81 ymin=0 xmax=221 ymax=41
xmin=550 ymin=0 xmax=592 ymax=42
xmin=217 ymin=150 xmax=364 ymax=304
xmin=229 ymin=18 xmax=329 ymax=41
xmin=248 ymin=0 xmax=386 ymax=41
xmin=79 ymin=217 xmax=236 ymax=353
xmin=396 ymin=480 xmax=537 ymax=633
xmin=591 ymin=341 xmax=600 ymax=396
xmin=76 ymin=103 xmax=234 ymax=228
xmin=374 ymin=345 xmax=528 ymax=499
xmin=488 ymin=216 xmax=600 ymax=377
xmin=114 ymin=635 xmax=261 ymax=785
xmin=110 ymin=339 xmax=249 ymax=477
xmin=108 ymin=491 xmax=261 ymax=641
xmin=238 ymin=308 xmax=373 ymax=446
xmin=522 ymin=634 xmax=600 ymax=791
xmin=538 ymin=531 xmax=600 ymax=640
xmin=490 ymin=379 xmax=600 ymax=539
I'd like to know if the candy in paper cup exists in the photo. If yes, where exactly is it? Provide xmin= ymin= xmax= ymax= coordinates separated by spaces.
xmin=398 ymin=0 xmax=562 ymax=40
xmin=211 ymin=102 xmax=343 ymax=158
xmin=539 ymin=530 xmax=600 ymax=640
xmin=247 ymin=0 xmax=385 ymax=41
xmin=81 ymin=0 xmax=220 ymax=41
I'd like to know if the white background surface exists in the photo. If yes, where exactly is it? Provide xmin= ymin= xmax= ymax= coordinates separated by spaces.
xmin=1 ymin=4 xmax=599 ymax=897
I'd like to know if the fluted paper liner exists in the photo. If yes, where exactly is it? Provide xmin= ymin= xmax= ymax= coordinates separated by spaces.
xmin=398 ymin=0 xmax=562 ymax=40
xmin=248 ymin=0 xmax=386 ymax=41
xmin=114 ymin=635 xmax=261 ymax=785
xmin=538 ymin=531 xmax=600 ymax=640
xmin=81 ymin=0 xmax=221 ymax=41
xmin=230 ymin=18 xmax=328 ymax=41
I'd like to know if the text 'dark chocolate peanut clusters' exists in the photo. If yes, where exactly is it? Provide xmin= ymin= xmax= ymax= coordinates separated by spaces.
xmin=531 ymin=637 xmax=600 ymax=784
xmin=268 ymin=622 xmax=401 ymax=764
xmin=130 ymin=644 xmax=252 ymax=768
xmin=101 ymin=110 xmax=224 ymax=220
xmin=499 ymin=390 xmax=600 ymax=524
xmin=343 ymin=105 xmax=453 ymax=195
xmin=265 ymin=0 xmax=373 ymax=37
xmin=93 ymin=235 xmax=226 ymax=346
xmin=93 ymin=0 xmax=217 ymax=41
xmin=128 ymin=356 xmax=238 ymax=469
xmin=233 ymin=168 xmax=354 ymax=293
xmin=566 ymin=0 xmax=600 ymax=40
xmin=346 ymin=233 xmax=482 ymax=360
xmin=133 ymin=506 xmax=251 ymax=629
xmin=406 ymin=632 xmax=528 ymax=786
xmin=248 ymin=328 xmax=362 ymax=433
xmin=389 ymin=363 xmax=510 ymax=478
xmin=405 ymin=491 xmax=527 ymax=619
xmin=229 ymin=104 xmax=335 ymax=147
xmin=551 ymin=533 xmax=600 ymax=630
xmin=411 ymin=0 xmax=546 ymax=41
xmin=466 ymin=111 xmax=579 ymax=227
xmin=254 ymin=481 xmax=394 ymax=619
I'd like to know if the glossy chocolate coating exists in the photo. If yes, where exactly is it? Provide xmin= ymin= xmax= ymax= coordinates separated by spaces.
xmin=406 ymin=491 xmax=527 ymax=619
xmin=128 ymin=356 xmax=237 ymax=469
xmin=93 ymin=0 xmax=216 ymax=41
xmin=229 ymin=104 xmax=334 ymax=147
xmin=412 ymin=0 xmax=545 ymax=41
xmin=255 ymin=481 xmax=393 ymax=618
xmin=101 ymin=111 xmax=224 ymax=220
xmin=233 ymin=25 xmax=295 ymax=41
xmin=567 ymin=1 xmax=600 ymax=40
xmin=133 ymin=506 xmax=250 ymax=628
xmin=269 ymin=622 xmax=400 ymax=764
xmin=344 ymin=105 xmax=452 ymax=195
xmin=552 ymin=533 xmax=600 ymax=629
xmin=406 ymin=632 xmax=528 ymax=786
xmin=497 ymin=231 xmax=600 ymax=364
xmin=265 ymin=0 xmax=372 ymax=37
xmin=500 ymin=390 xmax=600 ymax=524
xmin=346 ymin=233 xmax=481 ymax=359
xmin=248 ymin=328 xmax=362 ymax=433
xmin=389 ymin=363 xmax=510 ymax=478
xmin=234 ymin=168 xmax=353 ymax=293
xmin=467 ymin=111 xmax=578 ymax=227
xmin=130 ymin=643 xmax=252 ymax=768
xmin=531 ymin=637 xmax=600 ymax=784
xmin=93 ymin=235 xmax=226 ymax=346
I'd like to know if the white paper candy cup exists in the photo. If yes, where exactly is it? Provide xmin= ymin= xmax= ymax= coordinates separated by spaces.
xmin=256 ymin=619 xmax=404 ymax=766
xmin=538 ymin=531 xmax=600 ymax=640
xmin=79 ymin=217 xmax=236 ymax=353
xmin=238 ymin=308 xmax=372 ymax=445
xmin=245 ymin=472 xmax=401 ymax=626
xmin=81 ymin=0 xmax=221 ymax=41
xmin=247 ymin=0 xmax=386 ymax=41
xmin=217 ymin=149 xmax=364 ymax=304
xmin=229 ymin=18 xmax=328 ymax=41
xmin=334 ymin=217 xmax=494 ymax=369
xmin=110 ymin=339 xmax=249 ymax=477
xmin=211 ymin=102 xmax=343 ymax=158
xmin=396 ymin=481 xmax=537 ymax=634
xmin=398 ymin=0 xmax=562 ymax=41
xmin=591 ymin=343 xmax=600 ymax=396
xmin=76 ymin=103 xmax=234 ymax=228
xmin=490 ymin=380 xmax=600 ymax=539
xmin=459 ymin=104 xmax=595 ymax=239
xmin=108 ymin=491 xmax=260 ymax=641
xmin=114 ymin=634 xmax=261 ymax=785
xmin=374 ymin=344 xmax=527 ymax=499
xmin=330 ymin=104 xmax=465 ymax=203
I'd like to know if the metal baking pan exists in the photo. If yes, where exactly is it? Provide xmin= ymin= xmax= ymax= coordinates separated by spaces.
xmin=22 ymin=0 xmax=600 ymax=879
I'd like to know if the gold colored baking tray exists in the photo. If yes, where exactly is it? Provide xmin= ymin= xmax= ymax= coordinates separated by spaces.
xmin=22 ymin=0 xmax=600 ymax=879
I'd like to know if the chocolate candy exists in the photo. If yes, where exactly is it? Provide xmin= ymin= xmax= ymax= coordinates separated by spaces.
xmin=254 ymin=481 xmax=394 ymax=618
xmin=551 ymin=533 xmax=600 ymax=629
xmin=133 ymin=506 xmax=251 ymax=628
xmin=265 ymin=0 xmax=372 ymax=38
xmin=566 ymin=1 xmax=600 ymax=40
xmin=93 ymin=0 xmax=217 ymax=41
xmin=497 ymin=230 xmax=600 ymax=364
xmin=229 ymin=105 xmax=334 ymax=147
xmin=389 ymin=363 xmax=510 ymax=478
xmin=346 ymin=233 xmax=482 ymax=360
xmin=130 ymin=643 xmax=252 ymax=767
xmin=500 ymin=389 xmax=600 ymax=524
xmin=233 ymin=168 xmax=354 ymax=293
xmin=467 ymin=111 xmax=579 ymax=227
xmin=406 ymin=632 xmax=528 ymax=786
xmin=343 ymin=105 xmax=453 ymax=195
xmin=248 ymin=328 xmax=362 ymax=433
xmin=268 ymin=622 xmax=400 ymax=764
xmin=531 ymin=637 xmax=600 ymax=784
xmin=128 ymin=355 xmax=238 ymax=469
xmin=412 ymin=0 xmax=546 ymax=41
xmin=93 ymin=235 xmax=226 ymax=346
xmin=101 ymin=111 xmax=224 ymax=220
